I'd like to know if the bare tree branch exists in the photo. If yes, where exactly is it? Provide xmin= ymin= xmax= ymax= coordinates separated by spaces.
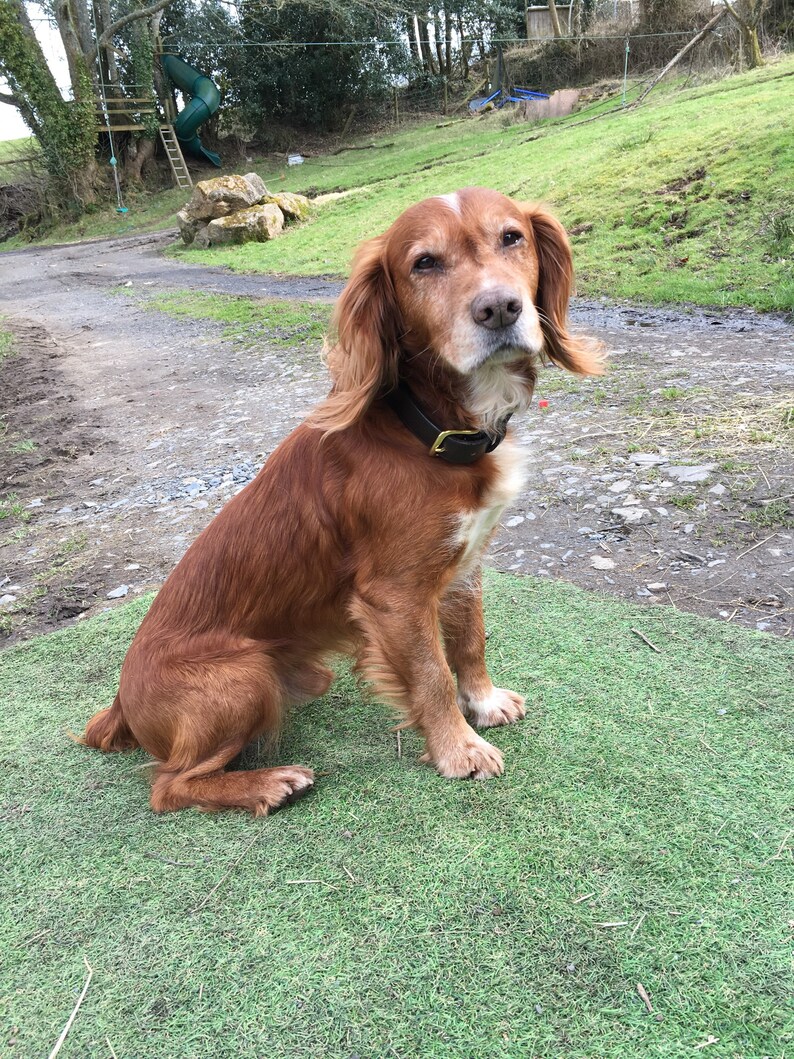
xmin=633 ymin=7 xmax=728 ymax=105
xmin=0 ymin=90 xmax=20 ymax=105
xmin=722 ymin=0 xmax=746 ymax=28
xmin=97 ymin=0 xmax=172 ymax=51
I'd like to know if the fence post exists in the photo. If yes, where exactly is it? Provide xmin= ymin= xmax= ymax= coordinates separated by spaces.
xmin=443 ymin=77 xmax=448 ymax=115
xmin=622 ymin=36 xmax=630 ymax=106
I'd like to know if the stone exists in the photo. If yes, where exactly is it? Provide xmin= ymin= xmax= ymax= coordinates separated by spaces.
xmin=107 ymin=584 xmax=129 ymax=599
xmin=608 ymin=480 xmax=632 ymax=492
xmin=611 ymin=506 xmax=652 ymax=524
xmin=207 ymin=204 xmax=284 ymax=246
xmin=663 ymin=464 xmax=716 ymax=483
xmin=176 ymin=208 xmax=201 ymax=245
xmin=186 ymin=173 xmax=271 ymax=221
xmin=193 ymin=224 xmax=212 ymax=250
xmin=0 ymin=594 xmax=17 ymax=607
xmin=708 ymin=483 xmax=727 ymax=496
xmin=504 ymin=515 xmax=524 ymax=528
xmin=590 ymin=556 xmax=615 ymax=570
xmin=647 ymin=581 xmax=667 ymax=591
xmin=265 ymin=191 xmax=312 ymax=223
xmin=628 ymin=453 xmax=668 ymax=466
xmin=242 ymin=172 xmax=269 ymax=201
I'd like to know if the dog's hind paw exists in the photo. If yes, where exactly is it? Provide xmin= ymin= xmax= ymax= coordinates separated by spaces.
xmin=251 ymin=766 xmax=315 ymax=816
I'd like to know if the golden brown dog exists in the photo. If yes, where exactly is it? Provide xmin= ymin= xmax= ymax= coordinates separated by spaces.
xmin=81 ymin=187 xmax=603 ymax=815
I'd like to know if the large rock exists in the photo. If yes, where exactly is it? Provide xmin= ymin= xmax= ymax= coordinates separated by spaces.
xmin=265 ymin=191 xmax=312 ymax=223
xmin=187 ymin=173 xmax=271 ymax=221
xmin=206 ymin=203 xmax=285 ymax=246
xmin=193 ymin=224 xmax=212 ymax=250
xmin=176 ymin=208 xmax=201 ymax=245
xmin=242 ymin=172 xmax=269 ymax=201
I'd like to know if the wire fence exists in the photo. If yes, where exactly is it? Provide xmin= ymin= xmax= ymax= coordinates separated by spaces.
xmin=2 ymin=9 xmax=790 ymax=175
xmin=298 ymin=42 xmax=743 ymax=135
xmin=202 ymin=12 xmax=790 ymax=145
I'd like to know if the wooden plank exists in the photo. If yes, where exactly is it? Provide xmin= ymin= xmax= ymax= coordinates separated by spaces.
xmin=94 ymin=96 xmax=156 ymax=104
xmin=448 ymin=77 xmax=488 ymax=114
xmin=96 ymin=123 xmax=149 ymax=131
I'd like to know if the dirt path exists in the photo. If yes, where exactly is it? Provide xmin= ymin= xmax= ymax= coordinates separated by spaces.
xmin=1 ymin=229 xmax=791 ymax=643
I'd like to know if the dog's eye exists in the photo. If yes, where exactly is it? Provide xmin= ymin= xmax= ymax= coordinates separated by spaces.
xmin=414 ymin=254 xmax=438 ymax=271
xmin=502 ymin=230 xmax=523 ymax=247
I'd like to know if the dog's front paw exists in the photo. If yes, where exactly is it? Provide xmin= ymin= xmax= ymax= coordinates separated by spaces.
xmin=458 ymin=687 xmax=526 ymax=728
xmin=421 ymin=728 xmax=504 ymax=780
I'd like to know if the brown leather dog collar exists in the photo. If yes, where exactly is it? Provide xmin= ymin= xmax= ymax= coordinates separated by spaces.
xmin=385 ymin=382 xmax=511 ymax=464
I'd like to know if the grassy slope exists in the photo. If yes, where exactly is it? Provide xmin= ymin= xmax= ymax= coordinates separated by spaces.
xmin=3 ymin=61 xmax=792 ymax=308
xmin=182 ymin=60 xmax=793 ymax=310
xmin=2 ymin=572 xmax=792 ymax=1058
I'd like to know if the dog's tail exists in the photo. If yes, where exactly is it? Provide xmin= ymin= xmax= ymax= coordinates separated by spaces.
xmin=77 ymin=693 xmax=140 ymax=752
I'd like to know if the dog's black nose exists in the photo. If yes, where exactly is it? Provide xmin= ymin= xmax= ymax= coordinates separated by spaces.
xmin=471 ymin=288 xmax=523 ymax=330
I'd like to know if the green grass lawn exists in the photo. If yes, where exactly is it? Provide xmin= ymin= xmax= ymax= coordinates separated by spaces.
xmin=2 ymin=571 xmax=792 ymax=1058
xmin=143 ymin=291 xmax=332 ymax=348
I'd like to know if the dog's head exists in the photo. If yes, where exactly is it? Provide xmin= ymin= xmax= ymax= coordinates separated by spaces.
xmin=315 ymin=187 xmax=604 ymax=432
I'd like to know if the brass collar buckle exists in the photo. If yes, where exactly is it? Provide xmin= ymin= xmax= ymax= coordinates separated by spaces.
xmin=429 ymin=429 xmax=481 ymax=457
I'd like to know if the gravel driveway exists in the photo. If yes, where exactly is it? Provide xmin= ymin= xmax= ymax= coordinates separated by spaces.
xmin=0 ymin=230 xmax=791 ymax=642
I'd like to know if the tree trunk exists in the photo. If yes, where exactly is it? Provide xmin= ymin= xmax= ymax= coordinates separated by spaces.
xmin=407 ymin=15 xmax=421 ymax=66
xmin=125 ymin=135 xmax=156 ymax=183
xmin=457 ymin=15 xmax=469 ymax=79
xmin=725 ymin=1 xmax=766 ymax=68
xmin=443 ymin=3 xmax=452 ymax=78
xmin=53 ymin=0 xmax=90 ymax=88
xmin=0 ymin=0 xmax=96 ymax=199
xmin=417 ymin=16 xmax=437 ymax=74
xmin=547 ymin=0 xmax=564 ymax=38
xmin=433 ymin=12 xmax=445 ymax=75
xmin=572 ymin=0 xmax=584 ymax=37
xmin=99 ymin=0 xmax=121 ymax=87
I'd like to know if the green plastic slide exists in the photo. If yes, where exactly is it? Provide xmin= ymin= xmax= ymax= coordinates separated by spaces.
xmin=162 ymin=54 xmax=222 ymax=168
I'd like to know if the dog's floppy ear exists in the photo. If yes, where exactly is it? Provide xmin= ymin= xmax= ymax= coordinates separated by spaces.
xmin=310 ymin=235 xmax=401 ymax=433
xmin=524 ymin=203 xmax=605 ymax=376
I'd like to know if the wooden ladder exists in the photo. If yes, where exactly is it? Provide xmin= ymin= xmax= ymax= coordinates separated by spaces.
xmin=159 ymin=125 xmax=193 ymax=191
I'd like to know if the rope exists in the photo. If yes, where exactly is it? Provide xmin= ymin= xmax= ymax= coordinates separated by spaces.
xmin=89 ymin=0 xmax=128 ymax=214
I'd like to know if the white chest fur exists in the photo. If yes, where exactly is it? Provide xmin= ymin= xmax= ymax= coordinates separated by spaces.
xmin=453 ymin=438 xmax=528 ymax=579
